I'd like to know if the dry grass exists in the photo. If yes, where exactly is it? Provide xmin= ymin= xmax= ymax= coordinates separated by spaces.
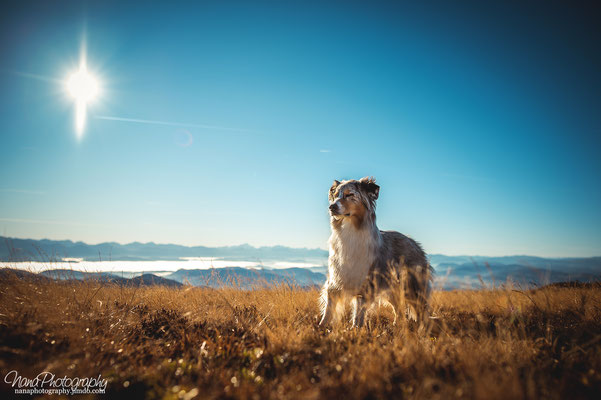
xmin=0 ymin=272 xmax=600 ymax=399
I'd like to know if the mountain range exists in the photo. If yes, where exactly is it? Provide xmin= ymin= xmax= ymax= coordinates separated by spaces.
xmin=0 ymin=236 xmax=327 ymax=262
xmin=2 ymin=236 xmax=601 ymax=289
xmin=0 ymin=268 xmax=184 ymax=288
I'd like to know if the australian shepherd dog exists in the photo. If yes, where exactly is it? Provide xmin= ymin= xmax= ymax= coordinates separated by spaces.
xmin=319 ymin=177 xmax=433 ymax=327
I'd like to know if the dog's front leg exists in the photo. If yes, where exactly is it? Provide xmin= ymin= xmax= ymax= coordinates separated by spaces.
xmin=319 ymin=286 xmax=338 ymax=326
xmin=351 ymin=295 xmax=367 ymax=327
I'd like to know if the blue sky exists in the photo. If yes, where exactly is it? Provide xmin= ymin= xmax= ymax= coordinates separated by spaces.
xmin=1 ymin=0 xmax=600 ymax=256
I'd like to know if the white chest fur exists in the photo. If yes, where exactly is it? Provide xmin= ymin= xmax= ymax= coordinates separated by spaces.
xmin=327 ymin=219 xmax=379 ymax=292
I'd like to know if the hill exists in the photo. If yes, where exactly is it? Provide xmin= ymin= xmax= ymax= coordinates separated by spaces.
xmin=165 ymin=267 xmax=325 ymax=288
xmin=37 ymin=268 xmax=183 ymax=288
xmin=0 ymin=273 xmax=599 ymax=398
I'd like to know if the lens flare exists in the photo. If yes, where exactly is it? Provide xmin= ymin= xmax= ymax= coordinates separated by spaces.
xmin=65 ymin=50 xmax=100 ymax=138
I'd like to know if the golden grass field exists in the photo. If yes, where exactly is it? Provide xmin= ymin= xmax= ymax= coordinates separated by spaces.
xmin=0 ymin=271 xmax=600 ymax=399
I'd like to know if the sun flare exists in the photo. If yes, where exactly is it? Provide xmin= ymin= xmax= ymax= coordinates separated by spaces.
xmin=65 ymin=57 xmax=100 ymax=138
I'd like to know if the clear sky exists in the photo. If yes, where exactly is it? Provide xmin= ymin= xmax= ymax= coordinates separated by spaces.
xmin=1 ymin=0 xmax=600 ymax=257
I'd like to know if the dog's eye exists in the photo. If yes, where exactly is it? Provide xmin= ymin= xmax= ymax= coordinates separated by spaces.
xmin=345 ymin=193 xmax=354 ymax=198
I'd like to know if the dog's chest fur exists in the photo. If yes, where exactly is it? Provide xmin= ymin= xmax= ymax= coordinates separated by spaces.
xmin=328 ymin=219 xmax=379 ymax=292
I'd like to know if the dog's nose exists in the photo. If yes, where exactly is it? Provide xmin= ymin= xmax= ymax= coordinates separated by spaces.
xmin=329 ymin=204 xmax=337 ymax=212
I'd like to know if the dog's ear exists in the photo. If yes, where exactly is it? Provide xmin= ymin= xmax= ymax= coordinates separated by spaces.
xmin=359 ymin=177 xmax=379 ymax=201
xmin=329 ymin=180 xmax=341 ymax=201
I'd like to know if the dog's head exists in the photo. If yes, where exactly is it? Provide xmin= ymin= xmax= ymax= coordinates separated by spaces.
xmin=328 ymin=177 xmax=379 ymax=224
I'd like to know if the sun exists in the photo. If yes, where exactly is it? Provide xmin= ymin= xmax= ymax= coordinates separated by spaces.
xmin=65 ymin=57 xmax=100 ymax=138
xmin=67 ymin=67 xmax=99 ymax=102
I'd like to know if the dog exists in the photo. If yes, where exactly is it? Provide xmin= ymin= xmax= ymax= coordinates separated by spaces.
xmin=319 ymin=177 xmax=433 ymax=327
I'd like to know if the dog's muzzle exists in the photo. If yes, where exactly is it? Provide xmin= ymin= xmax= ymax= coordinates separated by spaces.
xmin=329 ymin=203 xmax=340 ymax=215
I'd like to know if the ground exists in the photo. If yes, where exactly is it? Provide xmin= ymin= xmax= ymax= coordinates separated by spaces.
xmin=0 ymin=272 xmax=600 ymax=399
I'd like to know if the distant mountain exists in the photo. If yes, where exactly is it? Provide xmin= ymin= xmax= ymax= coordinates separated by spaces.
xmin=130 ymin=274 xmax=184 ymax=288
xmin=0 ymin=267 xmax=51 ymax=282
xmin=269 ymin=267 xmax=326 ymax=286
xmin=40 ymin=269 xmax=128 ymax=284
xmin=0 ymin=266 xmax=324 ymax=289
xmin=429 ymin=254 xmax=601 ymax=272
xmin=0 ymin=236 xmax=328 ymax=262
xmin=165 ymin=267 xmax=325 ymax=289
xmin=38 ymin=269 xmax=183 ymax=288
xmin=431 ymin=256 xmax=601 ymax=289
